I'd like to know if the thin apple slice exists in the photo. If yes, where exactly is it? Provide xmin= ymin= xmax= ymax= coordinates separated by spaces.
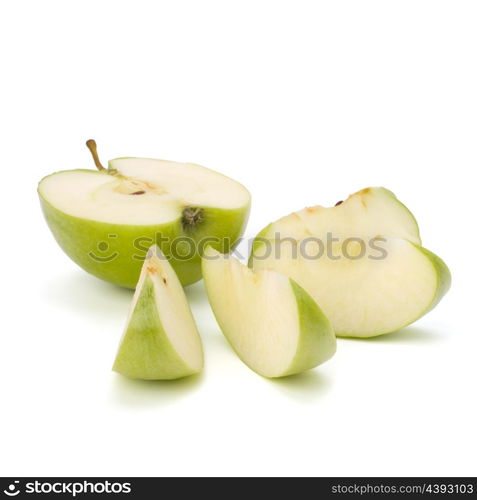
xmin=256 ymin=187 xmax=421 ymax=245
xmin=113 ymin=245 xmax=203 ymax=380
xmin=251 ymin=237 xmax=450 ymax=338
xmin=202 ymin=247 xmax=336 ymax=378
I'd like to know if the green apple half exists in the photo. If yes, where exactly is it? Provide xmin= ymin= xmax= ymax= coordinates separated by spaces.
xmin=250 ymin=187 xmax=451 ymax=338
xmin=202 ymin=247 xmax=336 ymax=378
xmin=113 ymin=245 xmax=203 ymax=380
xmin=38 ymin=140 xmax=251 ymax=288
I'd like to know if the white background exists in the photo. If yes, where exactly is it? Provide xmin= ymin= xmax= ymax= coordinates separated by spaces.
xmin=1 ymin=0 xmax=475 ymax=477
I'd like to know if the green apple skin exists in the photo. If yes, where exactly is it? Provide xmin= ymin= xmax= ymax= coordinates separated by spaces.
xmin=113 ymin=276 xmax=202 ymax=379
xmin=284 ymin=280 xmax=337 ymax=377
xmin=38 ymin=171 xmax=250 ymax=289
xmin=411 ymin=243 xmax=451 ymax=314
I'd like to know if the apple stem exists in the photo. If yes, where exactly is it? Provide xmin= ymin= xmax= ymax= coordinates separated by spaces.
xmin=86 ymin=139 xmax=106 ymax=171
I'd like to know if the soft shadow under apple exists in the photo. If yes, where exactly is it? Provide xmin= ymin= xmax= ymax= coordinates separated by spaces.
xmin=185 ymin=280 xmax=210 ymax=308
xmin=270 ymin=370 xmax=333 ymax=402
xmin=339 ymin=325 xmax=444 ymax=344
xmin=110 ymin=372 xmax=204 ymax=408
xmin=42 ymin=270 xmax=133 ymax=320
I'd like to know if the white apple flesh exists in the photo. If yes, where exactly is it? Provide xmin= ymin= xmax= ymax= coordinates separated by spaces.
xmin=202 ymin=248 xmax=336 ymax=378
xmin=113 ymin=245 xmax=203 ymax=380
xmin=254 ymin=187 xmax=421 ymax=245
xmin=38 ymin=141 xmax=251 ymax=288
xmin=250 ymin=187 xmax=450 ymax=338
xmin=251 ymin=238 xmax=450 ymax=337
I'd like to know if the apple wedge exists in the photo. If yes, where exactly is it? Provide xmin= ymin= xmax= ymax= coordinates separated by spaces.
xmin=250 ymin=188 xmax=450 ymax=338
xmin=202 ymin=247 xmax=336 ymax=378
xmin=38 ymin=140 xmax=251 ymax=289
xmin=113 ymin=245 xmax=203 ymax=380
xmin=254 ymin=187 xmax=421 ymax=245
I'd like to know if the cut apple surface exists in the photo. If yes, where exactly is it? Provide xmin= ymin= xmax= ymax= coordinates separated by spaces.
xmin=38 ymin=141 xmax=251 ymax=288
xmin=251 ymin=238 xmax=450 ymax=337
xmin=250 ymin=188 xmax=450 ymax=338
xmin=113 ymin=245 xmax=203 ymax=380
xmin=202 ymin=248 xmax=336 ymax=378
xmin=255 ymin=187 xmax=421 ymax=245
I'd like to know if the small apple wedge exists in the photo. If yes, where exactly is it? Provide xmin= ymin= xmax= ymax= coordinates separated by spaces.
xmin=202 ymin=247 xmax=336 ymax=378
xmin=113 ymin=245 xmax=203 ymax=380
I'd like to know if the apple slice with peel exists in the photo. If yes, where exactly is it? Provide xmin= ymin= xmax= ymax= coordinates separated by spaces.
xmin=249 ymin=214 xmax=451 ymax=337
xmin=202 ymin=247 xmax=336 ymax=378
xmin=38 ymin=140 xmax=251 ymax=289
xmin=254 ymin=187 xmax=421 ymax=245
xmin=113 ymin=245 xmax=203 ymax=380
